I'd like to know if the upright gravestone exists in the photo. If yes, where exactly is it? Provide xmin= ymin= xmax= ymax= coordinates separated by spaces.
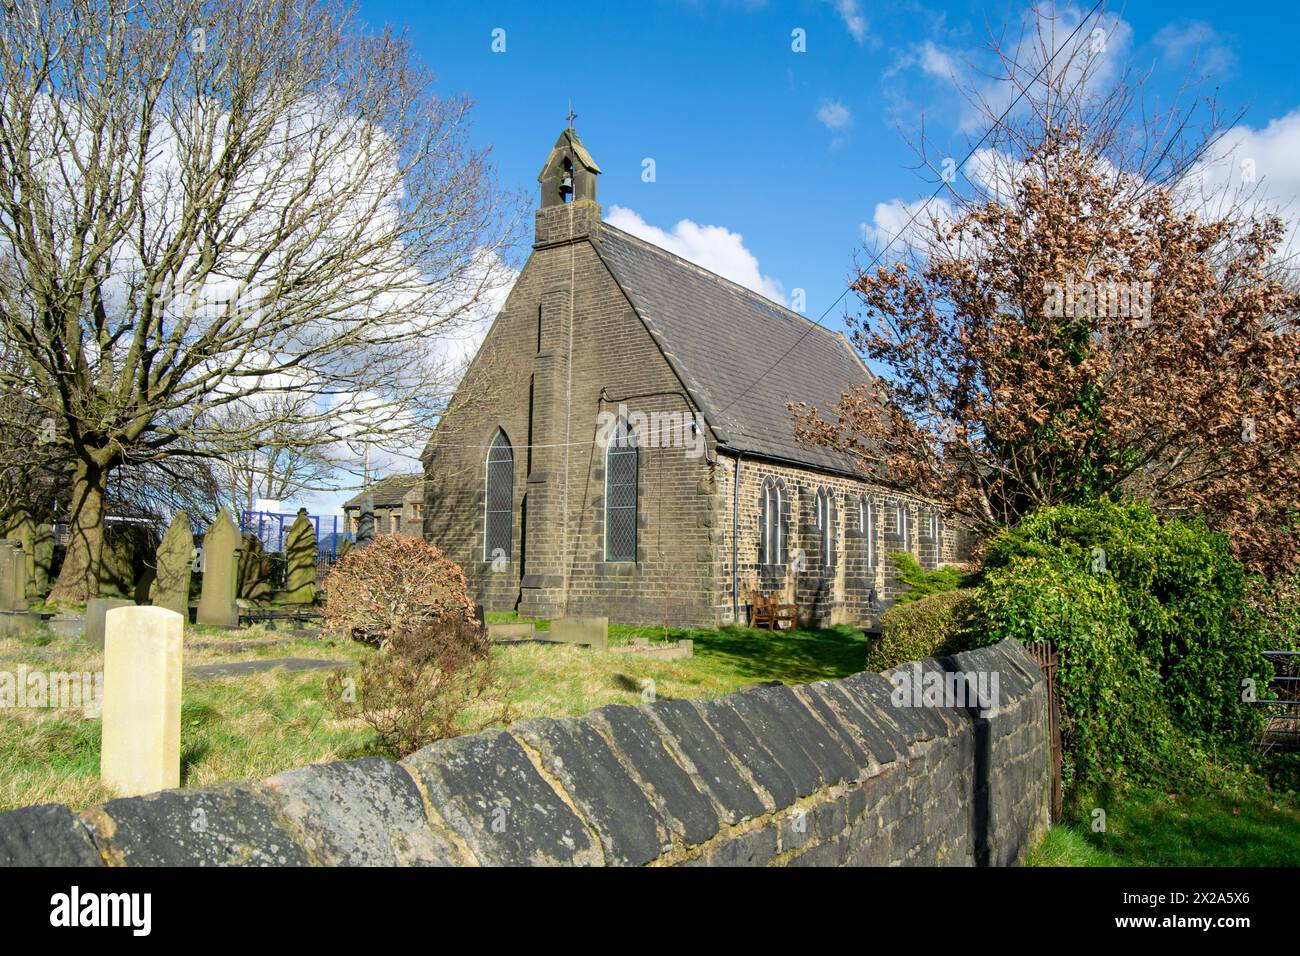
xmin=197 ymin=508 xmax=240 ymax=627
xmin=0 ymin=540 xmax=25 ymax=612
xmin=355 ymin=497 xmax=375 ymax=548
xmin=237 ymin=533 xmax=272 ymax=601
xmin=101 ymin=606 xmax=182 ymax=797
xmin=283 ymin=509 xmax=317 ymax=604
xmin=86 ymin=597 xmax=134 ymax=649
xmin=32 ymin=522 xmax=53 ymax=597
xmin=5 ymin=515 xmax=43 ymax=598
xmin=151 ymin=511 xmax=193 ymax=617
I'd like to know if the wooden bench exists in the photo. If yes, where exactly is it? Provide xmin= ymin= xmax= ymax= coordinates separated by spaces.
xmin=750 ymin=593 xmax=796 ymax=631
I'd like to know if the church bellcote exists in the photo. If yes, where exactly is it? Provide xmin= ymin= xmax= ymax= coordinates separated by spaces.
xmin=535 ymin=126 xmax=602 ymax=246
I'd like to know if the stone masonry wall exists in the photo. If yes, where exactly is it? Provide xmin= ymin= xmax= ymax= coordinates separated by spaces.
xmin=0 ymin=639 xmax=1050 ymax=867
xmin=718 ymin=455 xmax=980 ymax=629
xmin=422 ymin=217 xmax=720 ymax=627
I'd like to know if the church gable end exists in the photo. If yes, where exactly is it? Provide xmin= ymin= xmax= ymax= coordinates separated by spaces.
xmin=423 ymin=126 xmax=975 ymax=628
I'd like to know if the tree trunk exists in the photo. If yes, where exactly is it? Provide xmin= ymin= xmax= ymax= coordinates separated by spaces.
xmin=48 ymin=457 xmax=109 ymax=605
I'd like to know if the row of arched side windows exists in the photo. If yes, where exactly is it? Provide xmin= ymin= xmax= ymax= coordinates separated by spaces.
xmin=481 ymin=423 xmax=641 ymax=564
xmin=755 ymin=483 xmax=945 ymax=571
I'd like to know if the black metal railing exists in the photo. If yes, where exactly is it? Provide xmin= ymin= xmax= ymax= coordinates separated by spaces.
xmin=1253 ymin=651 xmax=1300 ymax=751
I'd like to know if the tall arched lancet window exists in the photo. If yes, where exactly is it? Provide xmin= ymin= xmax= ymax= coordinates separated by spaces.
xmin=897 ymin=503 xmax=910 ymax=550
xmin=484 ymin=431 xmax=514 ymax=561
xmin=815 ymin=487 xmax=835 ymax=568
xmin=760 ymin=479 xmax=784 ymax=566
xmin=605 ymin=418 xmax=638 ymax=561
xmin=861 ymin=497 xmax=876 ymax=568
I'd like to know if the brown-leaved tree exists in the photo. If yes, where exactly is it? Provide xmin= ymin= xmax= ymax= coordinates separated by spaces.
xmin=795 ymin=8 xmax=1300 ymax=575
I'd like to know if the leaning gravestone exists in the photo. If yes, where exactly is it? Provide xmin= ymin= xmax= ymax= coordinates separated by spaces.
xmin=197 ymin=508 xmax=240 ymax=627
xmin=150 ymin=511 xmax=193 ymax=617
xmin=355 ymin=497 xmax=375 ymax=547
xmin=86 ymin=598 xmax=135 ymax=650
xmin=282 ymin=509 xmax=317 ymax=604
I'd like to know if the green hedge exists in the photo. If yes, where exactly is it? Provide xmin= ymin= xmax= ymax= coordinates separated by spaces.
xmin=869 ymin=588 xmax=979 ymax=671
xmin=971 ymin=558 xmax=1190 ymax=788
xmin=889 ymin=551 xmax=974 ymax=605
xmin=983 ymin=500 xmax=1269 ymax=743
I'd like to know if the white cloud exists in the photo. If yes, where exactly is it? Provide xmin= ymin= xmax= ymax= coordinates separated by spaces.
xmin=859 ymin=196 xmax=956 ymax=254
xmin=817 ymin=100 xmax=854 ymax=131
xmin=1183 ymin=109 xmax=1300 ymax=253
xmin=832 ymin=0 xmax=869 ymax=45
xmin=816 ymin=99 xmax=854 ymax=149
xmin=606 ymin=205 xmax=786 ymax=304
xmin=956 ymin=9 xmax=1133 ymax=134
xmin=1154 ymin=20 xmax=1236 ymax=76
xmin=883 ymin=7 xmax=1134 ymax=136
xmin=917 ymin=40 xmax=958 ymax=80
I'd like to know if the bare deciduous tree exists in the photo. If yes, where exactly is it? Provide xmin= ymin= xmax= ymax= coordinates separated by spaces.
xmin=0 ymin=0 xmax=521 ymax=602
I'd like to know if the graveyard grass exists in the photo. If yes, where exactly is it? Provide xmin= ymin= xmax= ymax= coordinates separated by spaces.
xmin=0 ymin=618 xmax=869 ymax=812
xmin=1026 ymin=783 xmax=1300 ymax=867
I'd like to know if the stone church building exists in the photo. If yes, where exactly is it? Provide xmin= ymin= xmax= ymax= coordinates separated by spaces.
xmin=422 ymin=128 xmax=974 ymax=628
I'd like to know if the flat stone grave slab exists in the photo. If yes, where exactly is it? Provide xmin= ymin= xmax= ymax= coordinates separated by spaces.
xmin=46 ymin=615 xmax=86 ymax=639
xmin=279 ymin=628 xmax=320 ymax=640
xmin=549 ymin=616 xmax=609 ymax=651
xmin=0 ymin=611 xmax=42 ymax=638
xmin=608 ymin=638 xmax=694 ymax=661
xmin=185 ymin=658 xmax=346 ymax=681
xmin=488 ymin=621 xmax=537 ymax=641
xmin=186 ymin=637 xmax=295 ymax=653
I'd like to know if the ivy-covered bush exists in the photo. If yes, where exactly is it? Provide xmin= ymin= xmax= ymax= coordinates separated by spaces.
xmin=1248 ymin=572 xmax=1300 ymax=652
xmin=982 ymin=499 xmax=1269 ymax=743
xmin=889 ymin=551 xmax=975 ymax=605
xmin=322 ymin=535 xmax=477 ymax=640
xmin=971 ymin=557 xmax=1191 ymax=788
xmin=869 ymin=588 xmax=979 ymax=671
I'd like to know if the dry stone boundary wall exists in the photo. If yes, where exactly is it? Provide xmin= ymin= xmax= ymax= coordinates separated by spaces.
xmin=0 ymin=638 xmax=1050 ymax=867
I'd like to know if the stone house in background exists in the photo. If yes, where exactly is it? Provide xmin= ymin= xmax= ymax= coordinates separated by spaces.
xmin=422 ymin=127 xmax=976 ymax=628
xmin=343 ymin=474 xmax=425 ymax=538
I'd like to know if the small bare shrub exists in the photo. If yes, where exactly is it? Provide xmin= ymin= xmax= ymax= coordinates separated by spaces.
xmin=322 ymin=534 xmax=476 ymax=640
xmin=327 ymin=617 xmax=512 ymax=757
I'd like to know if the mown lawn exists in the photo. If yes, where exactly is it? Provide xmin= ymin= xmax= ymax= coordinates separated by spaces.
xmin=0 ymin=619 xmax=867 ymax=812
xmin=1027 ymin=782 xmax=1300 ymax=867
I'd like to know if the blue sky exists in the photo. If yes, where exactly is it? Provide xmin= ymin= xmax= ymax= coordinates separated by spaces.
xmin=357 ymin=0 xmax=1298 ymax=312
xmin=303 ymin=0 xmax=1300 ymax=513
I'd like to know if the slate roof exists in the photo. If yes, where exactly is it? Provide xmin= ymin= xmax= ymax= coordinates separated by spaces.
xmin=342 ymin=474 xmax=423 ymax=510
xmin=595 ymin=222 xmax=876 ymax=476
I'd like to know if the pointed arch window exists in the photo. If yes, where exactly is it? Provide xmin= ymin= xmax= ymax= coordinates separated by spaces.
xmin=897 ymin=503 xmax=910 ymax=550
xmin=605 ymin=418 xmax=638 ymax=561
xmin=760 ymin=478 xmax=784 ymax=566
xmin=815 ymin=487 xmax=836 ymax=568
xmin=861 ymin=497 xmax=876 ymax=568
xmin=484 ymin=431 xmax=513 ymax=561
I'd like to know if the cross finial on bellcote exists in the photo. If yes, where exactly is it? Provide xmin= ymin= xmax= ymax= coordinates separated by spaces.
xmin=566 ymin=104 xmax=577 ymax=130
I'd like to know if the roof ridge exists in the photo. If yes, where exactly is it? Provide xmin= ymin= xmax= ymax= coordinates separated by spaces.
xmin=599 ymin=221 xmax=845 ymax=344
